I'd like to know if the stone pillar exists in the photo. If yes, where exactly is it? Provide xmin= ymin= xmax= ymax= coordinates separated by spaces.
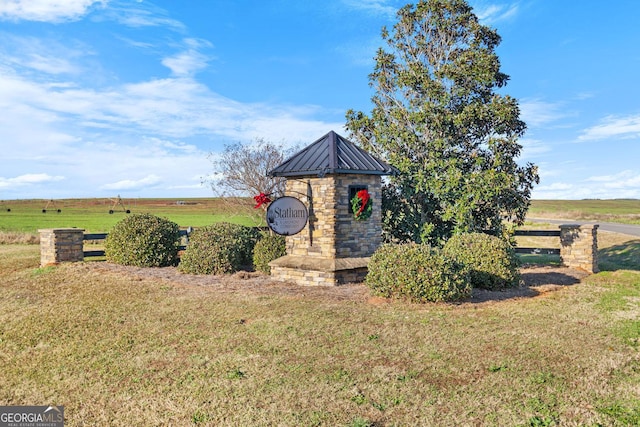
xmin=559 ymin=224 xmax=599 ymax=273
xmin=38 ymin=228 xmax=85 ymax=267
xmin=269 ymin=174 xmax=383 ymax=286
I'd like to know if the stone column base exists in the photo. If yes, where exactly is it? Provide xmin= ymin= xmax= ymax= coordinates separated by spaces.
xmin=560 ymin=224 xmax=599 ymax=273
xmin=269 ymin=255 xmax=369 ymax=286
xmin=38 ymin=228 xmax=85 ymax=267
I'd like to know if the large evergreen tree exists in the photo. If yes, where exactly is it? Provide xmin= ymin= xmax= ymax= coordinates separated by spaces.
xmin=346 ymin=0 xmax=538 ymax=244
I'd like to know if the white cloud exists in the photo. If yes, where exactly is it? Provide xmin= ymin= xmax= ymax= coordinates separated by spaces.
xmin=101 ymin=174 xmax=162 ymax=191
xmin=0 ymin=173 xmax=64 ymax=189
xmin=586 ymin=170 xmax=640 ymax=189
xmin=105 ymin=1 xmax=184 ymax=30
xmin=473 ymin=2 xmax=519 ymax=24
xmin=0 ymin=2 xmax=346 ymax=199
xmin=0 ymin=34 xmax=86 ymax=75
xmin=519 ymin=99 xmax=567 ymax=128
xmin=531 ymin=181 xmax=582 ymax=200
xmin=536 ymin=182 xmax=574 ymax=191
xmin=0 ymin=66 xmax=343 ymax=143
xmin=168 ymin=182 xmax=205 ymax=190
xmin=0 ymin=67 xmax=343 ymax=198
xmin=12 ymin=67 xmax=342 ymax=141
xmin=532 ymin=171 xmax=640 ymax=199
xmin=519 ymin=137 xmax=551 ymax=159
xmin=161 ymin=38 xmax=213 ymax=77
xmin=574 ymin=92 xmax=595 ymax=101
xmin=341 ymin=0 xmax=520 ymax=23
xmin=531 ymin=182 xmax=591 ymax=200
xmin=578 ymin=115 xmax=640 ymax=141
xmin=341 ymin=0 xmax=399 ymax=18
xmin=0 ymin=0 xmax=106 ymax=22
xmin=23 ymin=53 xmax=79 ymax=74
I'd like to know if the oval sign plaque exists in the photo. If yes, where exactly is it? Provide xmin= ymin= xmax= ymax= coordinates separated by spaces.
xmin=266 ymin=196 xmax=308 ymax=236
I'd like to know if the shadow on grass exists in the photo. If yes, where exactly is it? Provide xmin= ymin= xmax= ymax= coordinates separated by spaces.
xmin=520 ymin=270 xmax=583 ymax=287
xmin=518 ymin=254 xmax=561 ymax=266
xmin=468 ymin=268 xmax=585 ymax=304
xmin=599 ymin=240 xmax=640 ymax=271
xmin=470 ymin=240 xmax=640 ymax=304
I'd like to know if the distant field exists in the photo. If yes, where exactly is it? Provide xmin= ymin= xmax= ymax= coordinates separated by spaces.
xmin=529 ymin=199 xmax=640 ymax=225
xmin=2 ymin=197 xmax=639 ymax=234
xmin=0 ymin=198 xmax=261 ymax=233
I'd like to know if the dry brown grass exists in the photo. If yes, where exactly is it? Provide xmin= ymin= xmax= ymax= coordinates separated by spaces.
xmin=0 ymin=231 xmax=39 ymax=245
xmin=1 ymin=239 xmax=639 ymax=426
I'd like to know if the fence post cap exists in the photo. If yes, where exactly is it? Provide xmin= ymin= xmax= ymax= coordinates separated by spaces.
xmin=558 ymin=223 xmax=599 ymax=229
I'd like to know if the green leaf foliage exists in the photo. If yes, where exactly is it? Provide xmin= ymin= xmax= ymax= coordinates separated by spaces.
xmin=178 ymin=222 xmax=260 ymax=275
xmin=104 ymin=213 xmax=180 ymax=267
xmin=346 ymin=0 xmax=539 ymax=244
xmin=350 ymin=193 xmax=373 ymax=221
xmin=366 ymin=243 xmax=471 ymax=303
xmin=443 ymin=232 xmax=521 ymax=290
xmin=252 ymin=233 xmax=286 ymax=274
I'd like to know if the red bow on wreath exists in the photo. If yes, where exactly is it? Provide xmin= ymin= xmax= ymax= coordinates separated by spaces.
xmin=253 ymin=192 xmax=271 ymax=209
xmin=356 ymin=189 xmax=370 ymax=216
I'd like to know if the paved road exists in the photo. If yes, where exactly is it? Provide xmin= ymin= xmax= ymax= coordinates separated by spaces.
xmin=527 ymin=218 xmax=640 ymax=238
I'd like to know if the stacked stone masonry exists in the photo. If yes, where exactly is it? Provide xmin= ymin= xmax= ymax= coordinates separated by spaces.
xmin=269 ymin=174 xmax=382 ymax=286
xmin=268 ymin=265 xmax=368 ymax=287
xmin=283 ymin=175 xmax=382 ymax=259
xmin=559 ymin=224 xmax=599 ymax=273
xmin=38 ymin=228 xmax=85 ymax=267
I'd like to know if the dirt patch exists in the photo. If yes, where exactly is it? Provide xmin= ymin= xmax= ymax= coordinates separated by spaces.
xmin=88 ymin=262 xmax=591 ymax=305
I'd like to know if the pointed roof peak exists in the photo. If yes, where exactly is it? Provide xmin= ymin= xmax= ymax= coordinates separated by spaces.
xmin=268 ymin=130 xmax=397 ymax=177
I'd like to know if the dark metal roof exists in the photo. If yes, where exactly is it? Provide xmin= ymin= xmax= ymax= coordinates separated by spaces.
xmin=268 ymin=130 xmax=398 ymax=177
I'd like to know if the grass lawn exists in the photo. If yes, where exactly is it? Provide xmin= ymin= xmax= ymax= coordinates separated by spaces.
xmin=1 ymin=233 xmax=640 ymax=425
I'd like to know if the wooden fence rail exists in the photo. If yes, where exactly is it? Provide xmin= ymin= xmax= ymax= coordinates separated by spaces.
xmin=512 ymin=229 xmax=561 ymax=255
xmin=83 ymin=228 xmax=192 ymax=258
xmin=39 ymin=224 xmax=598 ymax=273
xmin=82 ymin=227 xmax=269 ymax=258
xmin=81 ymin=228 xmax=563 ymax=258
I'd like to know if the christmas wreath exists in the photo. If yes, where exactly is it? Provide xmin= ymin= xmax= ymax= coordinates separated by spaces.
xmin=351 ymin=189 xmax=372 ymax=221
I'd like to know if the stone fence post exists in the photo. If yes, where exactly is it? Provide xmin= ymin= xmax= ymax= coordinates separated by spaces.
xmin=559 ymin=224 xmax=599 ymax=273
xmin=38 ymin=228 xmax=85 ymax=267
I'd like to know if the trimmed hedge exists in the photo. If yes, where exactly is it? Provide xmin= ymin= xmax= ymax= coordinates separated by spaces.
xmin=366 ymin=243 xmax=471 ymax=303
xmin=443 ymin=232 xmax=521 ymax=290
xmin=104 ymin=213 xmax=180 ymax=267
xmin=178 ymin=222 xmax=260 ymax=275
xmin=253 ymin=233 xmax=286 ymax=274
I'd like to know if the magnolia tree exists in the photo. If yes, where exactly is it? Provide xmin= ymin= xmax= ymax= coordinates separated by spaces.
xmin=346 ymin=0 xmax=538 ymax=244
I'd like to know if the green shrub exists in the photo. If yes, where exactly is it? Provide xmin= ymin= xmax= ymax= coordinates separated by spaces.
xmin=253 ymin=233 xmax=286 ymax=274
xmin=366 ymin=243 xmax=471 ymax=303
xmin=178 ymin=222 xmax=260 ymax=275
xmin=443 ymin=232 xmax=521 ymax=290
xmin=104 ymin=213 xmax=180 ymax=267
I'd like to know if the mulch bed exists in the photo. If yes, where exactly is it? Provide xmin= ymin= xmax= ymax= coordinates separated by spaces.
xmin=89 ymin=262 xmax=591 ymax=305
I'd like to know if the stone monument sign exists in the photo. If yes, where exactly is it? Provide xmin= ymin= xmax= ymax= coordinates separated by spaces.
xmin=267 ymin=130 xmax=397 ymax=286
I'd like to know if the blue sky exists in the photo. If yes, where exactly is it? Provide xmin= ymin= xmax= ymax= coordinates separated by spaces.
xmin=1 ymin=0 xmax=639 ymax=200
